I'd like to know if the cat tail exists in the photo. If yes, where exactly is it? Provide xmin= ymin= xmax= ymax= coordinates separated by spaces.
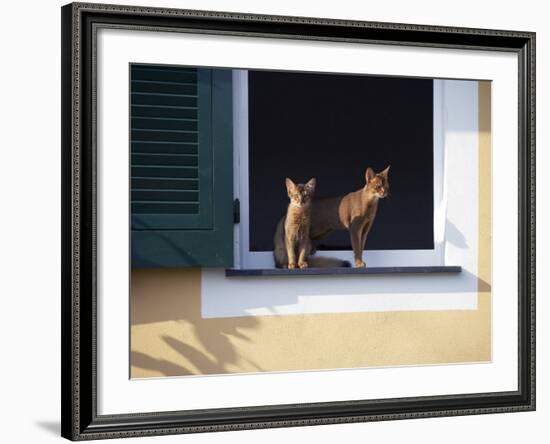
xmin=306 ymin=256 xmax=351 ymax=268
xmin=273 ymin=217 xmax=288 ymax=268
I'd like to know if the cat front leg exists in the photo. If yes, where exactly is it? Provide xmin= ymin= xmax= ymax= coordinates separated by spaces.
xmin=285 ymin=237 xmax=297 ymax=269
xmin=298 ymin=238 xmax=310 ymax=269
xmin=349 ymin=220 xmax=366 ymax=268
xmin=359 ymin=222 xmax=372 ymax=266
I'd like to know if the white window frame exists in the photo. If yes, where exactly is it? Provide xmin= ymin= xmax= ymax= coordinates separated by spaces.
xmin=233 ymin=71 xmax=454 ymax=270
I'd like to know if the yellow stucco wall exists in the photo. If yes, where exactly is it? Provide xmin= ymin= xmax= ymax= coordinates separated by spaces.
xmin=130 ymin=81 xmax=492 ymax=378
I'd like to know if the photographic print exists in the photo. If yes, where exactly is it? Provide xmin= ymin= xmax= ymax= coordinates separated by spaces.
xmin=129 ymin=64 xmax=492 ymax=378
xmin=62 ymin=3 xmax=535 ymax=439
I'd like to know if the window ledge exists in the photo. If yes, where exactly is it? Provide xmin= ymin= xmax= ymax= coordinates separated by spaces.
xmin=225 ymin=265 xmax=462 ymax=277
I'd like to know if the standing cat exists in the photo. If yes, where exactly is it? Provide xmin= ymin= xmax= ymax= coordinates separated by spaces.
xmin=310 ymin=166 xmax=390 ymax=267
xmin=273 ymin=178 xmax=316 ymax=269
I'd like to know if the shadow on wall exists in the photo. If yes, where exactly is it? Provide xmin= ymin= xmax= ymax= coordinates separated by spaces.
xmin=130 ymin=268 xmax=262 ymax=377
xmin=445 ymin=220 xmax=469 ymax=249
xmin=131 ymin=350 xmax=192 ymax=376
xmin=443 ymin=220 xmax=490 ymax=294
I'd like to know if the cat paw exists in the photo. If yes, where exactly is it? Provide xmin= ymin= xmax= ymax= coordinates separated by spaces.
xmin=355 ymin=260 xmax=366 ymax=268
xmin=298 ymin=261 xmax=309 ymax=269
xmin=288 ymin=263 xmax=296 ymax=269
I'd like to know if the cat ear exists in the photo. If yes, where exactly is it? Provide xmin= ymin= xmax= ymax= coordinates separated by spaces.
xmin=305 ymin=178 xmax=316 ymax=193
xmin=365 ymin=168 xmax=375 ymax=184
xmin=379 ymin=165 xmax=391 ymax=178
xmin=285 ymin=177 xmax=296 ymax=195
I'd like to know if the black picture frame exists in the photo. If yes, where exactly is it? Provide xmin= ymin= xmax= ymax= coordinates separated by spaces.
xmin=61 ymin=2 xmax=536 ymax=440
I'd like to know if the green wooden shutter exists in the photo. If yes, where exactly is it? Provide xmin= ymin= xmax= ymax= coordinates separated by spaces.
xmin=130 ymin=65 xmax=233 ymax=268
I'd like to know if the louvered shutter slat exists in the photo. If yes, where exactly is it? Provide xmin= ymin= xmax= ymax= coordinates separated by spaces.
xmin=130 ymin=65 xmax=212 ymax=230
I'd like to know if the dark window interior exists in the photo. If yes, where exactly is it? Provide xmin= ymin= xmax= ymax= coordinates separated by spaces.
xmin=248 ymin=70 xmax=434 ymax=252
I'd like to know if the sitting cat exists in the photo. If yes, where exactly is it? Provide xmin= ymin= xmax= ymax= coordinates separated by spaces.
xmin=273 ymin=178 xmax=316 ymax=269
xmin=310 ymin=166 xmax=390 ymax=268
